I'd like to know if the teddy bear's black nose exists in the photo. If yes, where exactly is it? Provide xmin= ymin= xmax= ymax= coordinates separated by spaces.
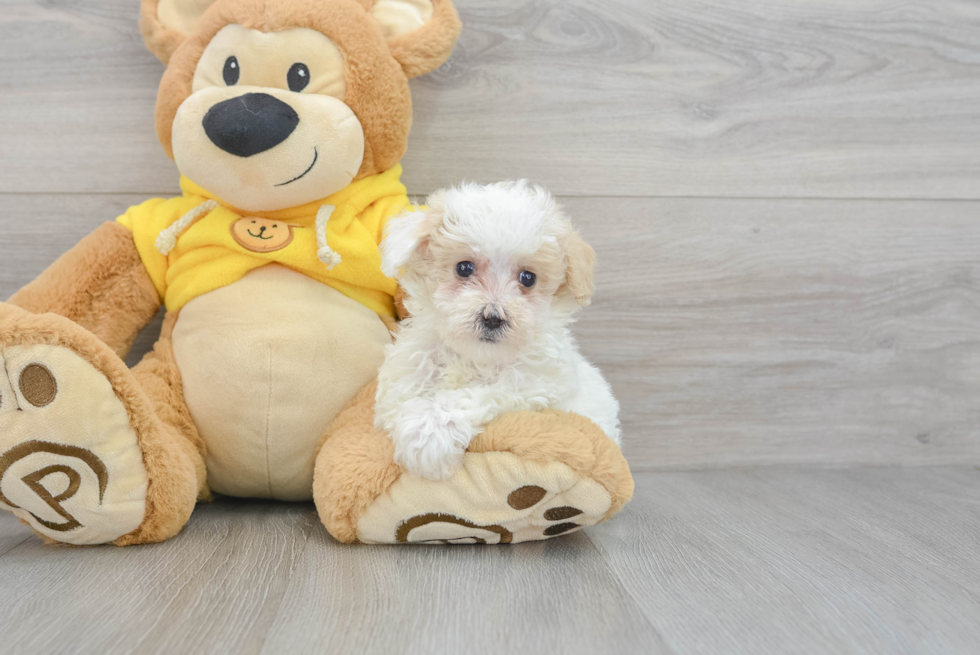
xmin=202 ymin=93 xmax=299 ymax=158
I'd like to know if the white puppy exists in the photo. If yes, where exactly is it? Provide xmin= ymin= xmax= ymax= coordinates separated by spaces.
xmin=375 ymin=181 xmax=621 ymax=480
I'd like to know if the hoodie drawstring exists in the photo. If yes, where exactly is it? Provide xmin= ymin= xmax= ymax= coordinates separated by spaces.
xmin=316 ymin=204 xmax=342 ymax=270
xmin=155 ymin=199 xmax=219 ymax=256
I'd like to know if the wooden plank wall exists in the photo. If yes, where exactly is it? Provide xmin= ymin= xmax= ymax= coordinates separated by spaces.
xmin=1 ymin=0 xmax=978 ymax=469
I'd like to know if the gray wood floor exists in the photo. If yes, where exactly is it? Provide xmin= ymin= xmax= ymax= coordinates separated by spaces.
xmin=1 ymin=468 xmax=979 ymax=655
xmin=1 ymin=1 xmax=979 ymax=653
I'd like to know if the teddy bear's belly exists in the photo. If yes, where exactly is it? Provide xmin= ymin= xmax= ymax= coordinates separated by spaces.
xmin=171 ymin=264 xmax=391 ymax=500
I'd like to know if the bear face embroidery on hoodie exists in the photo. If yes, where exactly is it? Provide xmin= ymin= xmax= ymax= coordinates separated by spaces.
xmin=230 ymin=218 xmax=298 ymax=253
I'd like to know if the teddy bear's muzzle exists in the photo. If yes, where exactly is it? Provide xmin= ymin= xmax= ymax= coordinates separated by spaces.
xmin=202 ymin=92 xmax=299 ymax=158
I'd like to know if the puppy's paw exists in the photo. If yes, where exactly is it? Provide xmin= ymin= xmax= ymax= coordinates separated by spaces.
xmin=392 ymin=399 xmax=474 ymax=480
xmin=396 ymin=438 xmax=466 ymax=481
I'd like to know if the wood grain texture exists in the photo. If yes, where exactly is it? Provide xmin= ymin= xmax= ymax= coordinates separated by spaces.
xmin=0 ymin=501 xmax=321 ymax=654
xmin=568 ymin=196 xmax=980 ymax=469
xmin=589 ymin=467 xmax=980 ymax=655
xmin=3 ymin=0 xmax=980 ymax=198
xmin=0 ymin=469 xmax=977 ymax=654
xmin=262 ymin=527 xmax=666 ymax=654
xmin=0 ymin=502 xmax=668 ymax=655
xmin=3 ymin=193 xmax=977 ymax=469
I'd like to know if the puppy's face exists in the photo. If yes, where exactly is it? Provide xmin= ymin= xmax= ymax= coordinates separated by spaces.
xmin=382 ymin=182 xmax=596 ymax=363
xmin=423 ymin=224 xmax=565 ymax=361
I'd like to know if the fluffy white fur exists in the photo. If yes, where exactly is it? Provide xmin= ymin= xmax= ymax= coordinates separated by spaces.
xmin=375 ymin=181 xmax=621 ymax=480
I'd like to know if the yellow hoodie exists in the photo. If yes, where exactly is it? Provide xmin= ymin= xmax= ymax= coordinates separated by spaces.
xmin=117 ymin=166 xmax=409 ymax=318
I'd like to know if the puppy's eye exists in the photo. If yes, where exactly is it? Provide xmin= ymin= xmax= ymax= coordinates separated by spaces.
xmin=455 ymin=261 xmax=475 ymax=278
xmin=223 ymin=56 xmax=240 ymax=86
xmin=519 ymin=270 xmax=536 ymax=288
xmin=288 ymin=63 xmax=310 ymax=92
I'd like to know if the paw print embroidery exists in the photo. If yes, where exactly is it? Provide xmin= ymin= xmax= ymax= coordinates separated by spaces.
xmin=356 ymin=449 xmax=616 ymax=545
xmin=393 ymin=485 xmax=588 ymax=545
xmin=506 ymin=485 xmax=585 ymax=537
xmin=395 ymin=513 xmax=513 ymax=544
xmin=0 ymin=364 xmax=108 ymax=534
xmin=0 ymin=344 xmax=149 ymax=544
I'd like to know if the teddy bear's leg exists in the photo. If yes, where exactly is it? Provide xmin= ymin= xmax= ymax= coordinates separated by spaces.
xmin=313 ymin=382 xmax=634 ymax=544
xmin=121 ymin=311 xmax=208 ymax=544
xmin=0 ymin=303 xmax=202 ymax=545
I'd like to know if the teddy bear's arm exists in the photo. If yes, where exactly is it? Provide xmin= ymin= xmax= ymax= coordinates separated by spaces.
xmin=7 ymin=222 xmax=161 ymax=359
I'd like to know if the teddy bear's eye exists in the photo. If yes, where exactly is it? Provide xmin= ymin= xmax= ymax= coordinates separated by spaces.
xmin=223 ymin=56 xmax=240 ymax=86
xmin=455 ymin=261 xmax=475 ymax=278
xmin=519 ymin=270 xmax=536 ymax=288
xmin=287 ymin=63 xmax=310 ymax=92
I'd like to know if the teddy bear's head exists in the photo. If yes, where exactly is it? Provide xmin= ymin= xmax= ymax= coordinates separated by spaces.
xmin=140 ymin=0 xmax=460 ymax=212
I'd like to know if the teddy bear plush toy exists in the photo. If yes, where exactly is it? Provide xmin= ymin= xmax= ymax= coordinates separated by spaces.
xmin=0 ymin=0 xmax=633 ymax=546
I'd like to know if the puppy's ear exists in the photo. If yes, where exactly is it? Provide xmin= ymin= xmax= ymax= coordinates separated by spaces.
xmin=369 ymin=0 xmax=462 ymax=78
xmin=560 ymin=229 xmax=597 ymax=307
xmin=380 ymin=209 xmax=428 ymax=278
xmin=380 ymin=192 xmax=445 ymax=278
xmin=140 ymin=0 xmax=220 ymax=64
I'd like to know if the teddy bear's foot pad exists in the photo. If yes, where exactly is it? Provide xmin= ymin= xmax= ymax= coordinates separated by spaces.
xmin=0 ymin=345 xmax=147 ymax=545
xmin=357 ymin=452 xmax=613 ymax=544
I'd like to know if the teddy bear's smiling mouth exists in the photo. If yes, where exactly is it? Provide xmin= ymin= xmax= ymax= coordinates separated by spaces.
xmin=274 ymin=147 xmax=318 ymax=187
xmin=247 ymin=229 xmax=274 ymax=239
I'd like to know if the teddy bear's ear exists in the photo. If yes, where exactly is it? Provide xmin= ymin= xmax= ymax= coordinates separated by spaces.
xmin=140 ymin=0 xmax=220 ymax=64
xmin=369 ymin=0 xmax=462 ymax=79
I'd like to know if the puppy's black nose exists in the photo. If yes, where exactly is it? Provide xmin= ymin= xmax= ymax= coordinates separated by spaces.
xmin=202 ymin=93 xmax=299 ymax=158
xmin=481 ymin=314 xmax=506 ymax=331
